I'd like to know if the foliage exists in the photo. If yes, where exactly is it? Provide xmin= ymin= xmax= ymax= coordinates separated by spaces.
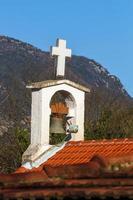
xmin=14 ymin=127 xmax=30 ymax=154
xmin=50 ymin=133 xmax=66 ymax=145
xmin=0 ymin=127 xmax=29 ymax=174
xmin=85 ymin=107 xmax=133 ymax=140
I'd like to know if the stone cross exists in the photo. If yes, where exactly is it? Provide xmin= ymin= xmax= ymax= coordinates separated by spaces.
xmin=51 ymin=39 xmax=72 ymax=77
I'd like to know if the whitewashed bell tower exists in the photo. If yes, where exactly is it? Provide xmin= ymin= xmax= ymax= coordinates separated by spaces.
xmin=22 ymin=39 xmax=90 ymax=166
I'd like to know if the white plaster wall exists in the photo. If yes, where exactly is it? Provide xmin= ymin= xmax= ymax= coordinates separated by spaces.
xmin=74 ymin=91 xmax=85 ymax=141
xmin=31 ymin=83 xmax=85 ymax=146
xmin=31 ymin=89 xmax=51 ymax=146
xmin=31 ymin=90 xmax=40 ymax=145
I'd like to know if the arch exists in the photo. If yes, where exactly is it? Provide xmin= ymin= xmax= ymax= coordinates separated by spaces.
xmin=49 ymin=90 xmax=77 ymax=144
xmin=50 ymin=90 xmax=77 ymax=120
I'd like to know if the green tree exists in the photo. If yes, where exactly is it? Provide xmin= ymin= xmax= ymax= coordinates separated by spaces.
xmin=0 ymin=127 xmax=30 ymax=174
xmin=85 ymin=107 xmax=133 ymax=140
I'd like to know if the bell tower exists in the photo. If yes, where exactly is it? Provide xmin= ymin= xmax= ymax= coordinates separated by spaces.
xmin=22 ymin=39 xmax=90 ymax=166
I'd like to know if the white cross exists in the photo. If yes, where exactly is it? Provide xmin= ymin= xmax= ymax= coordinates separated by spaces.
xmin=51 ymin=39 xmax=72 ymax=77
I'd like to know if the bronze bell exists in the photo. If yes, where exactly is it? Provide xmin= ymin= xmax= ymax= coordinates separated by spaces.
xmin=50 ymin=116 xmax=66 ymax=134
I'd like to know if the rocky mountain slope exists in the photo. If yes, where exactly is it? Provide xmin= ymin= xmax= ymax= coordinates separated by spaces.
xmin=0 ymin=35 xmax=132 ymax=135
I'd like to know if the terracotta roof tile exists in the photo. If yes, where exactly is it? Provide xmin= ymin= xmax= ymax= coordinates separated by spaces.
xmin=3 ymin=139 xmax=133 ymax=198
xmin=44 ymin=138 xmax=133 ymax=167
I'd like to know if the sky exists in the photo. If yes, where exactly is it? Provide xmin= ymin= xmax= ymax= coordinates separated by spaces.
xmin=0 ymin=0 xmax=133 ymax=96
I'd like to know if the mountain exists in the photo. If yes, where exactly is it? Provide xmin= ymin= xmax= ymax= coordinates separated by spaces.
xmin=0 ymin=35 xmax=132 ymax=135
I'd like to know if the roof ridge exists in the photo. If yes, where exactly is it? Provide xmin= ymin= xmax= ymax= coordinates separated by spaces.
xmin=67 ymin=138 xmax=133 ymax=146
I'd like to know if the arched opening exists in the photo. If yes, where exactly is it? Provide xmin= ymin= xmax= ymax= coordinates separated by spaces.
xmin=49 ymin=90 xmax=76 ymax=145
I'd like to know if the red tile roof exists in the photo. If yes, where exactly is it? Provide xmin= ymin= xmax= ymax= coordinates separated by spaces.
xmin=15 ymin=138 xmax=133 ymax=175
xmin=1 ymin=171 xmax=133 ymax=199
xmin=2 ymin=138 xmax=133 ymax=199
xmin=44 ymin=138 xmax=133 ymax=167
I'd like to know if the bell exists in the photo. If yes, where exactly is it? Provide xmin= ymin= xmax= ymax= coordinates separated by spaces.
xmin=50 ymin=116 xmax=66 ymax=134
